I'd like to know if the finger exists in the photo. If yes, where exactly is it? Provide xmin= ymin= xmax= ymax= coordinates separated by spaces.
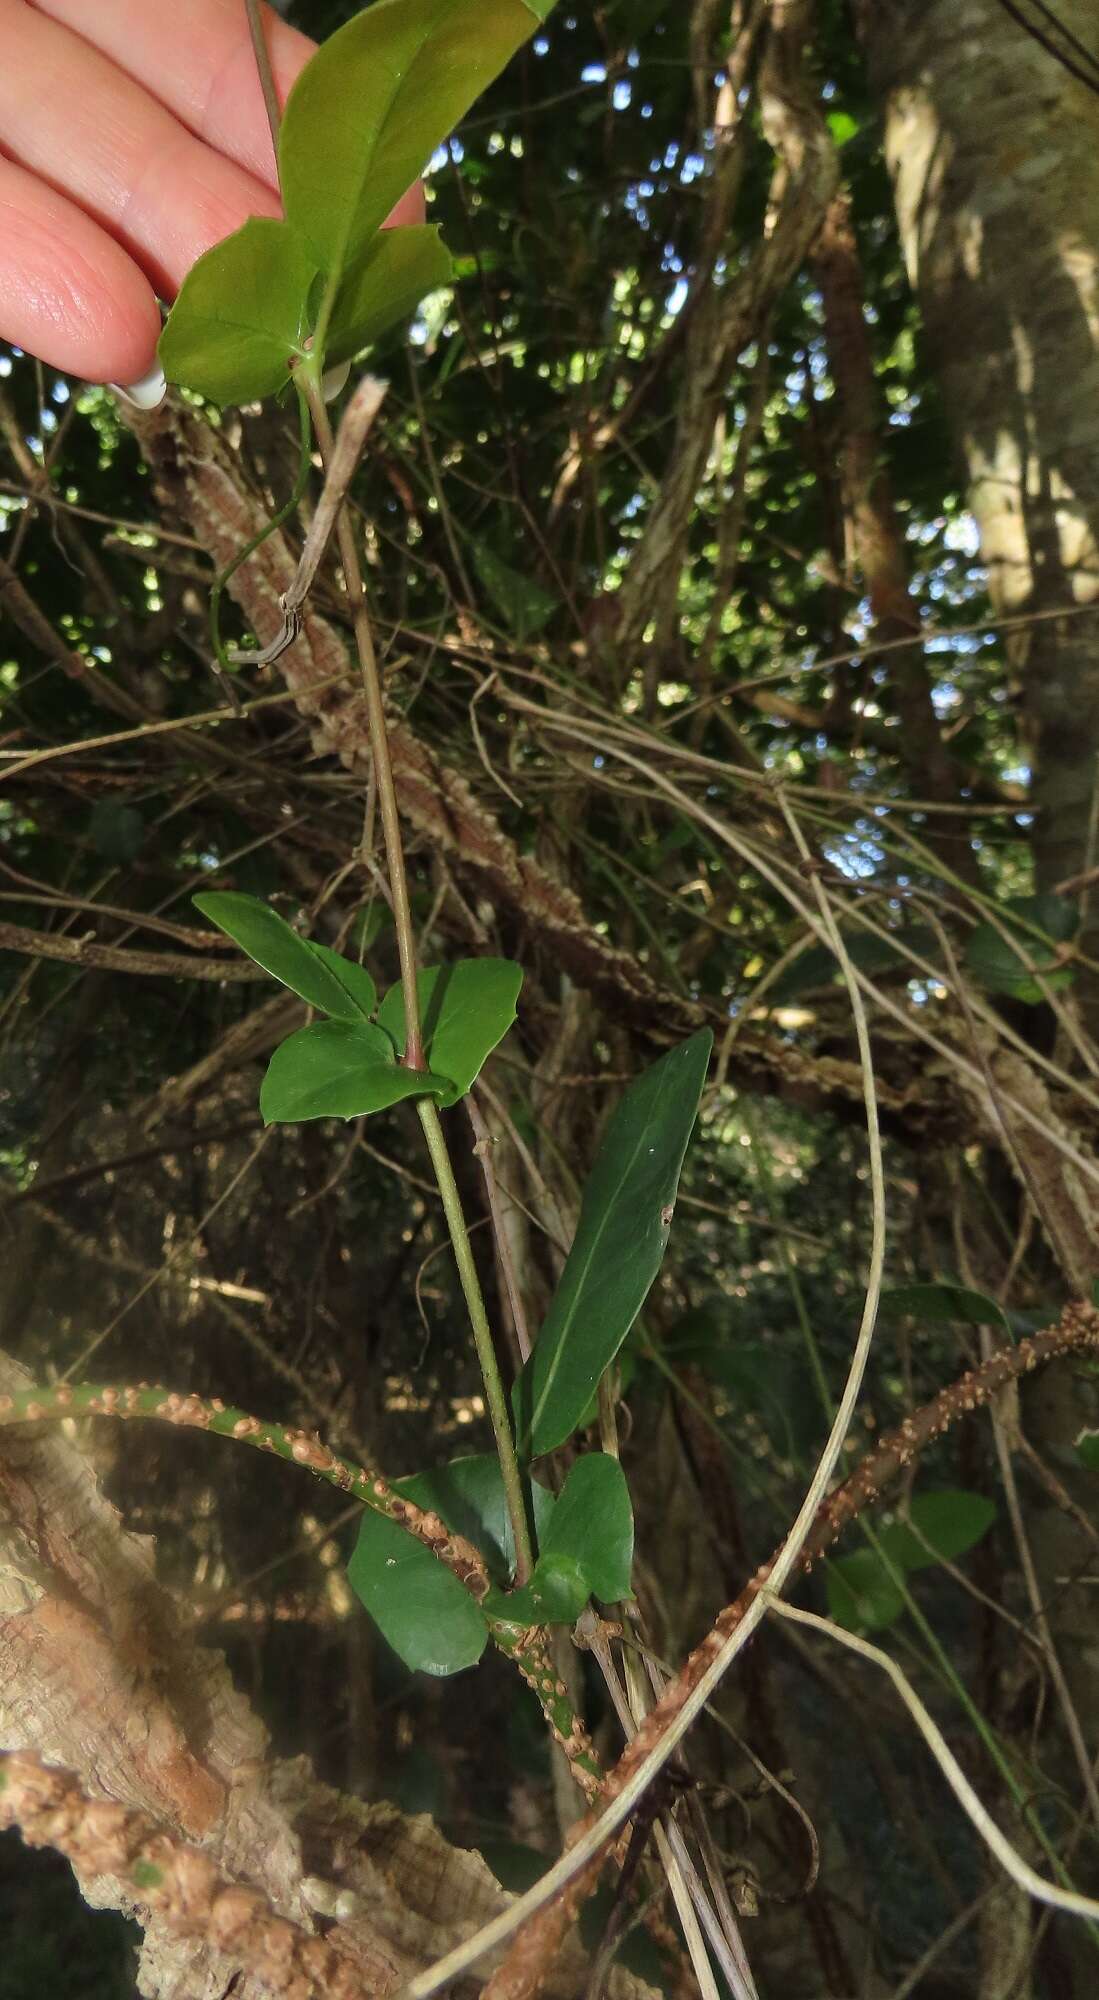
xmin=0 ymin=2 xmax=283 ymax=300
xmin=28 ymin=0 xmax=314 ymax=189
xmin=0 ymin=155 xmax=161 ymax=383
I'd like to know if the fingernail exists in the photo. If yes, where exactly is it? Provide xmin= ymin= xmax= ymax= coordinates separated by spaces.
xmin=111 ymin=364 xmax=167 ymax=410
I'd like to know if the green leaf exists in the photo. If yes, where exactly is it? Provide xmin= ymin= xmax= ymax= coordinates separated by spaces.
xmin=159 ymin=218 xmax=317 ymax=402
xmin=301 ymin=943 xmax=378 ymax=1021
xmin=469 ymin=537 xmax=559 ymax=640
xmin=347 ymin=1509 xmax=488 ymax=1675
xmin=377 ymin=959 xmax=523 ymax=1106
xmin=280 ymin=0 xmax=557 ymax=285
xmin=877 ymin=1282 xmax=1009 ymax=1332
xmin=537 ymin=1453 xmax=633 ymax=1602
xmin=1076 ymin=1430 xmax=1099 ymax=1472
xmin=514 ymin=1029 xmax=712 ymax=1457
xmin=964 ymin=893 xmax=1078 ymax=1004
xmin=194 ymin=892 xmax=379 ymax=1021
xmin=260 ymin=1020 xmax=447 ymax=1123
xmin=395 ymin=1455 xmax=555 ymax=1585
xmin=490 ymin=1552 xmax=589 ymax=1626
xmin=327 ymin=225 xmax=453 ymax=368
xmin=878 ymin=1490 xmax=996 ymax=1573
xmin=826 ymin=1551 xmax=905 ymax=1634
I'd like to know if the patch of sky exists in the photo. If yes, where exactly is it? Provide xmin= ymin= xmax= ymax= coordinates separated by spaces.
xmin=533 ymin=34 xmax=549 ymax=53
xmin=627 ymin=48 xmax=640 ymax=68
xmin=641 ymin=103 xmax=653 ymax=118
xmin=1015 ymin=812 xmax=1034 ymax=827
xmin=52 ymin=381 xmax=69 ymax=405
xmin=614 ymin=80 xmax=632 ymax=108
xmin=582 ymin=61 xmax=607 ymax=82
xmin=679 ymin=152 xmax=706 ymax=185
xmin=1002 ymin=763 xmax=1031 ymax=785
xmin=0 ymin=356 xmax=11 ymax=377
xmin=666 ymin=278 xmax=689 ymax=315
xmin=930 ymin=682 xmax=960 ymax=716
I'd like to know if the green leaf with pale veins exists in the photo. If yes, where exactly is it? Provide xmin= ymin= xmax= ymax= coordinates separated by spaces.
xmin=260 ymin=1020 xmax=447 ymax=1123
xmin=514 ymin=1030 xmax=712 ymax=1457
xmin=194 ymin=892 xmax=376 ymax=1021
xmin=326 ymin=225 xmax=453 ymax=368
xmin=280 ymin=0 xmax=560 ymax=284
xmin=377 ymin=960 xmax=523 ymax=1106
xmin=159 ymin=218 xmax=317 ymax=402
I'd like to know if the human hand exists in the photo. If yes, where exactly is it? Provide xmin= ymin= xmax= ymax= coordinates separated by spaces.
xmin=0 ymin=2 xmax=423 ymax=403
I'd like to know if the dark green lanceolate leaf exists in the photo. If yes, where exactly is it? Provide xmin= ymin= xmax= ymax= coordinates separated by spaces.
xmin=347 ymin=1511 xmax=488 ymax=1675
xmin=377 ymin=960 xmax=523 ymax=1106
xmin=826 ymin=1490 xmax=996 ymax=1633
xmin=260 ymin=1020 xmax=446 ymax=1123
xmin=877 ymin=1282 xmax=1009 ymax=1333
xmin=326 ymin=225 xmax=453 ymax=369
xmin=159 ymin=218 xmax=317 ymax=401
xmin=514 ymin=1030 xmax=712 ymax=1457
xmin=1077 ymin=1431 xmax=1099 ymax=1472
xmin=393 ymin=1455 xmax=555 ymax=1585
xmin=964 ymin=893 xmax=1078 ymax=1004
xmin=469 ymin=537 xmax=559 ymax=640
xmin=194 ymin=891 xmax=377 ymax=1020
xmin=280 ymin=0 xmax=558 ymax=286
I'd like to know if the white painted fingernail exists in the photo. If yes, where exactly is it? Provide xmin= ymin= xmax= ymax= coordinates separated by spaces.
xmin=111 ymin=363 xmax=167 ymax=410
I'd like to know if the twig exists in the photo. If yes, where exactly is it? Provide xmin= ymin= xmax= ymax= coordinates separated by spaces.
xmin=760 ymin=1598 xmax=1099 ymax=1925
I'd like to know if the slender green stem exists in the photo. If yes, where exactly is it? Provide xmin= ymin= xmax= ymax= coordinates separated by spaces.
xmin=300 ymin=369 xmax=425 ymax=1069
xmin=418 ymin=1096 xmax=535 ymax=1584
xmin=245 ymin=0 xmax=283 ymax=158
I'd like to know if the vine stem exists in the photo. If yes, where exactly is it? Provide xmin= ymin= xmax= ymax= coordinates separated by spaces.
xmin=300 ymin=370 xmax=426 ymax=1070
xmin=417 ymin=1097 xmax=535 ymax=1584
xmin=244 ymin=0 xmax=282 ymax=159
xmin=296 ymin=368 xmax=531 ymax=1583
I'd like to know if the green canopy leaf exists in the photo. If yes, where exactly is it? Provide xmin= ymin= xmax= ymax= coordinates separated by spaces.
xmin=347 ymin=1509 xmax=488 ymax=1674
xmin=514 ymin=1029 xmax=712 ymax=1457
xmin=877 ymin=1282 xmax=1009 ymax=1332
xmin=377 ymin=959 xmax=523 ymax=1105
xmin=280 ymin=0 xmax=558 ymax=285
xmin=964 ymin=893 xmax=1078 ymax=1004
xmin=260 ymin=1020 xmax=446 ymax=1123
xmin=826 ymin=1490 xmax=996 ymax=1633
xmin=194 ymin=891 xmax=377 ymax=1021
xmin=159 ymin=218 xmax=317 ymax=402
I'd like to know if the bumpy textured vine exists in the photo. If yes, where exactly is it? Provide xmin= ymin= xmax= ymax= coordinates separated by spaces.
xmin=0 ymin=1380 xmax=603 ymax=1800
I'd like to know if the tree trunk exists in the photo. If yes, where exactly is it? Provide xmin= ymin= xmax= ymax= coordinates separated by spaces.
xmin=858 ymin=0 xmax=1099 ymax=1009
